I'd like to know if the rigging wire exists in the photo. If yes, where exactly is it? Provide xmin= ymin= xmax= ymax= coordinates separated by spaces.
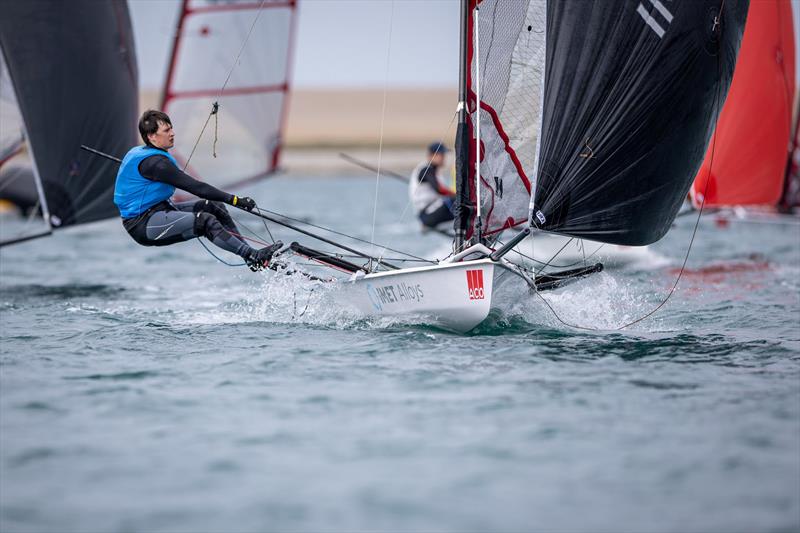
xmin=252 ymin=206 xmax=435 ymax=263
xmin=534 ymin=237 xmax=573 ymax=275
xmin=369 ymin=0 xmax=395 ymax=258
xmin=495 ymin=233 xmax=606 ymax=269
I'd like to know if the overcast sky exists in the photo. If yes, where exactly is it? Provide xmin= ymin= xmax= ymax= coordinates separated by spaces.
xmin=128 ymin=0 xmax=460 ymax=90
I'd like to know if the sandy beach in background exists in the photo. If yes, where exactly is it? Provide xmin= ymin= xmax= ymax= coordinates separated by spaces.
xmin=140 ymin=88 xmax=457 ymax=175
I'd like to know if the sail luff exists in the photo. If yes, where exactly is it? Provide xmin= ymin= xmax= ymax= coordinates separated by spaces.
xmin=18 ymin=117 xmax=51 ymax=234
xmin=272 ymin=0 xmax=299 ymax=173
xmin=527 ymin=3 xmax=548 ymax=228
xmin=161 ymin=0 xmax=190 ymax=110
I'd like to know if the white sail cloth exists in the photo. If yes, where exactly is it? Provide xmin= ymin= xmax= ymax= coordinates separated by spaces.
xmin=470 ymin=0 xmax=546 ymax=236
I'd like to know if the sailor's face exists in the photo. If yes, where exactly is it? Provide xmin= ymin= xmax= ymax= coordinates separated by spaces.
xmin=148 ymin=121 xmax=175 ymax=150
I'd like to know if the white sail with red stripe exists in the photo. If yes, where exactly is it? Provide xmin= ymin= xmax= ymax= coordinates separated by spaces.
xmin=467 ymin=0 xmax=546 ymax=237
xmin=162 ymin=0 xmax=297 ymax=189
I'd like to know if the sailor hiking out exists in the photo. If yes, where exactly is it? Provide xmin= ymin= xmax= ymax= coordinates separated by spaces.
xmin=114 ymin=110 xmax=280 ymax=271
xmin=409 ymin=141 xmax=456 ymax=230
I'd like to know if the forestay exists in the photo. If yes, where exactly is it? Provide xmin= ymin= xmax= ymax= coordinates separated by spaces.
xmin=462 ymin=0 xmax=748 ymax=246
xmin=162 ymin=0 xmax=297 ymax=189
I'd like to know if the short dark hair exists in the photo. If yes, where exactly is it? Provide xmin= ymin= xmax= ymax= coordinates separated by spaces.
xmin=139 ymin=109 xmax=171 ymax=146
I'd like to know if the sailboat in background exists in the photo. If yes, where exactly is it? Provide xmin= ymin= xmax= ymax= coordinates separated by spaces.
xmin=0 ymin=53 xmax=35 ymax=215
xmin=690 ymin=0 xmax=799 ymax=215
xmin=160 ymin=0 xmax=298 ymax=190
xmin=0 ymin=58 xmax=24 ymax=170
xmin=0 ymin=0 xmax=139 ymax=246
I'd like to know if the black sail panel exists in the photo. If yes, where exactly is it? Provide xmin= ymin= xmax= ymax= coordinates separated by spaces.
xmin=0 ymin=0 xmax=138 ymax=229
xmin=533 ymin=0 xmax=749 ymax=246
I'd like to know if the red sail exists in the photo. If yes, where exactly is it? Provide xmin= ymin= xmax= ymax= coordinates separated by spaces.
xmin=691 ymin=0 xmax=795 ymax=207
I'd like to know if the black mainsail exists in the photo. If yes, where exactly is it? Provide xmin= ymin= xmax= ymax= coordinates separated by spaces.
xmin=0 ymin=0 xmax=138 ymax=244
xmin=454 ymin=0 xmax=749 ymax=247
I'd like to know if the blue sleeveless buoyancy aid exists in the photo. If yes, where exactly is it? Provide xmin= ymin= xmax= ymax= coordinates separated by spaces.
xmin=114 ymin=146 xmax=179 ymax=218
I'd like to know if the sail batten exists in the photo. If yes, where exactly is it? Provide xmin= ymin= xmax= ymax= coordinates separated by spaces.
xmin=168 ymin=83 xmax=288 ymax=101
xmin=162 ymin=0 xmax=297 ymax=189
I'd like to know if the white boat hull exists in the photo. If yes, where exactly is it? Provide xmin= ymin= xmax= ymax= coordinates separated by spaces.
xmin=344 ymin=259 xmax=520 ymax=333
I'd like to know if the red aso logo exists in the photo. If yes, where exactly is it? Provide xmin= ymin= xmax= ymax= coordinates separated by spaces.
xmin=466 ymin=269 xmax=485 ymax=300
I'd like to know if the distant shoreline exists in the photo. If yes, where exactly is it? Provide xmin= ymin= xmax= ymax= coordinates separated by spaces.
xmin=140 ymin=87 xmax=458 ymax=150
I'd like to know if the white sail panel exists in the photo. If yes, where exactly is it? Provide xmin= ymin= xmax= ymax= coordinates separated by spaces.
xmin=168 ymin=92 xmax=285 ymax=185
xmin=163 ymin=0 xmax=296 ymax=188
xmin=469 ymin=0 xmax=546 ymax=236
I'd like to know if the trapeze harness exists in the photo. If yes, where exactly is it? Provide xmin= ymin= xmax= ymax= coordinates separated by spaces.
xmin=113 ymin=145 xmax=253 ymax=258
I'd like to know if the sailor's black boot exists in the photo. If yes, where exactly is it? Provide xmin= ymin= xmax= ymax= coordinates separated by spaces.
xmin=245 ymin=241 xmax=283 ymax=271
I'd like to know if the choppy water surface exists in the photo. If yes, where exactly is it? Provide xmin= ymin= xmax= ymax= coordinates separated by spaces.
xmin=1 ymin=176 xmax=799 ymax=532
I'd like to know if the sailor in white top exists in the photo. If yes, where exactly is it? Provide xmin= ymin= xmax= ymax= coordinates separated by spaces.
xmin=408 ymin=141 xmax=455 ymax=229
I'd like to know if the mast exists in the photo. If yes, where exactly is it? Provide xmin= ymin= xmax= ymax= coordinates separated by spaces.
xmin=473 ymin=5 xmax=482 ymax=243
xmin=453 ymin=0 xmax=472 ymax=251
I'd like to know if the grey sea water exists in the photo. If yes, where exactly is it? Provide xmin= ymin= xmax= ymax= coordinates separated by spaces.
xmin=1 ymin=176 xmax=799 ymax=532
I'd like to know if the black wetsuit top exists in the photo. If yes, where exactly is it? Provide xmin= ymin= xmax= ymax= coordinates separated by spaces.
xmin=137 ymin=155 xmax=233 ymax=205
xmin=122 ymin=155 xmax=236 ymax=245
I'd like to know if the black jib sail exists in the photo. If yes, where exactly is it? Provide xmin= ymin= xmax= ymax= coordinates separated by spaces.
xmin=0 ymin=0 xmax=138 ymax=243
xmin=456 ymin=0 xmax=749 ymax=246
